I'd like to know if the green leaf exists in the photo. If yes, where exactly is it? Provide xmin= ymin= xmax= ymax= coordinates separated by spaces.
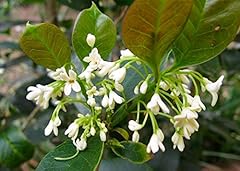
xmin=20 ymin=23 xmax=71 ymax=70
xmin=111 ymin=141 xmax=151 ymax=164
xmin=100 ymin=158 xmax=153 ymax=171
xmin=0 ymin=127 xmax=34 ymax=168
xmin=122 ymin=0 xmax=193 ymax=70
xmin=112 ymin=128 xmax=129 ymax=140
xmin=36 ymin=136 xmax=104 ymax=171
xmin=72 ymin=3 xmax=116 ymax=63
xmin=173 ymin=0 xmax=240 ymax=68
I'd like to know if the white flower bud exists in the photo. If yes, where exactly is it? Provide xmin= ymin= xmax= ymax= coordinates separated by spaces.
xmin=109 ymin=67 xmax=127 ymax=83
xmin=114 ymin=82 xmax=124 ymax=92
xmin=134 ymin=85 xmax=139 ymax=95
xmin=140 ymin=81 xmax=148 ymax=94
xmin=171 ymin=132 xmax=185 ymax=152
xmin=128 ymin=120 xmax=143 ymax=131
xmin=101 ymin=94 xmax=109 ymax=108
xmin=100 ymin=130 xmax=107 ymax=142
xmin=132 ymin=131 xmax=140 ymax=142
xmin=86 ymin=33 xmax=96 ymax=47
xmin=90 ymin=127 xmax=96 ymax=136
xmin=73 ymin=138 xmax=87 ymax=151
xmin=65 ymin=122 xmax=79 ymax=140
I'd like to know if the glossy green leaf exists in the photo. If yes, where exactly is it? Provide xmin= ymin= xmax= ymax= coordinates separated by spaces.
xmin=36 ymin=136 xmax=104 ymax=171
xmin=0 ymin=127 xmax=34 ymax=168
xmin=72 ymin=3 xmax=116 ymax=63
xmin=20 ymin=23 xmax=71 ymax=70
xmin=173 ymin=0 xmax=240 ymax=68
xmin=122 ymin=0 xmax=193 ymax=69
xmin=112 ymin=141 xmax=151 ymax=164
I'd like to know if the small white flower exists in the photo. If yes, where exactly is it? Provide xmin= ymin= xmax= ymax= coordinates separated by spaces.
xmin=174 ymin=115 xmax=199 ymax=139
xmin=96 ymin=61 xmax=115 ymax=77
xmin=86 ymin=33 xmax=96 ymax=47
xmin=79 ymin=66 xmax=95 ymax=81
xmin=83 ymin=48 xmax=102 ymax=69
xmin=178 ymin=74 xmax=190 ymax=85
xmin=120 ymin=49 xmax=134 ymax=58
xmin=159 ymin=81 xmax=169 ymax=91
xmin=114 ymin=82 xmax=124 ymax=92
xmin=190 ymin=95 xmax=206 ymax=112
xmin=26 ymin=84 xmax=53 ymax=109
xmin=204 ymin=75 xmax=224 ymax=106
xmin=48 ymin=67 xmax=66 ymax=80
xmin=171 ymin=132 xmax=185 ymax=152
xmin=132 ymin=131 xmax=140 ymax=142
xmin=109 ymin=67 xmax=127 ymax=83
xmin=134 ymin=85 xmax=139 ymax=95
xmin=65 ymin=122 xmax=79 ymax=140
xmin=147 ymin=93 xmax=169 ymax=114
xmin=175 ymin=107 xmax=198 ymax=119
xmin=146 ymin=132 xmax=165 ymax=153
xmin=60 ymin=69 xmax=81 ymax=96
xmin=109 ymin=91 xmax=125 ymax=105
xmin=140 ymin=81 xmax=148 ymax=94
xmin=44 ymin=116 xmax=61 ymax=136
xmin=73 ymin=138 xmax=87 ymax=151
xmin=182 ymin=84 xmax=191 ymax=94
xmin=87 ymin=96 xmax=96 ymax=107
xmin=90 ymin=127 xmax=96 ymax=136
xmin=101 ymin=94 xmax=109 ymax=108
xmin=99 ymin=130 xmax=107 ymax=142
xmin=128 ymin=120 xmax=143 ymax=131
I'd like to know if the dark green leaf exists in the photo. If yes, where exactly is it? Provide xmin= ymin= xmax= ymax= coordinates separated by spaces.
xmin=112 ymin=141 xmax=151 ymax=164
xmin=72 ymin=3 xmax=116 ymax=63
xmin=36 ymin=136 xmax=104 ymax=171
xmin=173 ymin=0 xmax=240 ymax=68
xmin=20 ymin=23 xmax=71 ymax=70
xmin=100 ymin=158 xmax=153 ymax=171
xmin=0 ymin=127 xmax=34 ymax=168
xmin=122 ymin=0 xmax=193 ymax=69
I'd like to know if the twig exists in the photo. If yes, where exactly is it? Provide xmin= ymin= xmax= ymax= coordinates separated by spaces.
xmin=22 ymin=106 xmax=41 ymax=130
xmin=114 ymin=6 xmax=128 ymax=25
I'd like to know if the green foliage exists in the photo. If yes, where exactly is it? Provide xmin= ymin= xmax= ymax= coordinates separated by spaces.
xmin=0 ymin=127 xmax=34 ymax=168
xmin=112 ymin=141 xmax=151 ymax=164
xmin=72 ymin=3 xmax=116 ymax=64
xmin=122 ymin=0 xmax=193 ymax=71
xmin=114 ymin=0 xmax=133 ymax=6
xmin=36 ymin=136 xmax=104 ymax=171
xmin=173 ymin=0 xmax=240 ymax=68
xmin=19 ymin=23 xmax=71 ymax=70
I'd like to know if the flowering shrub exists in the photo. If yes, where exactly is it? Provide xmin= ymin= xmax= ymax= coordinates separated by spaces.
xmin=19 ymin=0 xmax=240 ymax=170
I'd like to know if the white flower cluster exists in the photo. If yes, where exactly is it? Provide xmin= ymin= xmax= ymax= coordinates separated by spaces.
xmin=26 ymin=33 xmax=136 ymax=151
xmin=128 ymin=71 xmax=224 ymax=153
xmin=26 ymin=32 xmax=224 ymax=155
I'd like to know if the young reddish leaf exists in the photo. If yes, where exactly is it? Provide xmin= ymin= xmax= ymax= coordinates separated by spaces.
xmin=122 ymin=0 xmax=193 ymax=70
xmin=173 ymin=0 xmax=240 ymax=68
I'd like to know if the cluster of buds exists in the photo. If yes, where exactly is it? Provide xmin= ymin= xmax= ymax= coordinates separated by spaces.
xmin=26 ymin=32 xmax=224 ymax=154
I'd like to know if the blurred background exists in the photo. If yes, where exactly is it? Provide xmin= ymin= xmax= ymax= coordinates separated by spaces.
xmin=0 ymin=0 xmax=239 ymax=170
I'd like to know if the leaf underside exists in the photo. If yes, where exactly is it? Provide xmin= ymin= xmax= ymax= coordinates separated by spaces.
xmin=122 ymin=0 xmax=193 ymax=68
xmin=20 ymin=23 xmax=71 ymax=70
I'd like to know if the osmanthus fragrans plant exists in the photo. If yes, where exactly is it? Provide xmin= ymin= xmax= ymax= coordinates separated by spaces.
xmin=19 ymin=0 xmax=240 ymax=170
